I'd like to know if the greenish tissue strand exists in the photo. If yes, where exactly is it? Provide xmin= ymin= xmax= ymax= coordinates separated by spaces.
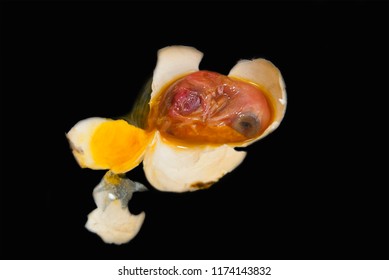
xmin=122 ymin=77 xmax=152 ymax=129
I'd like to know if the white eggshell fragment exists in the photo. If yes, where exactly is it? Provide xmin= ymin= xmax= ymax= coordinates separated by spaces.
xmin=66 ymin=117 xmax=109 ymax=170
xmin=85 ymin=179 xmax=145 ymax=245
xmin=151 ymin=45 xmax=203 ymax=100
xmin=228 ymin=58 xmax=287 ymax=146
xmin=67 ymin=116 xmax=151 ymax=174
xmin=85 ymin=202 xmax=145 ymax=245
xmin=143 ymin=132 xmax=246 ymax=192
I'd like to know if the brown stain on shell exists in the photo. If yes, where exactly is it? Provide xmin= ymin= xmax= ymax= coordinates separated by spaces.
xmin=190 ymin=181 xmax=216 ymax=190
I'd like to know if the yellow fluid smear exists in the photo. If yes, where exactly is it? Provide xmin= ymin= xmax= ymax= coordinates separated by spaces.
xmin=91 ymin=120 xmax=152 ymax=174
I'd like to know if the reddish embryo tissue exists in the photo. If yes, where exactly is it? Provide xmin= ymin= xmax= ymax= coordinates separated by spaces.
xmin=150 ymin=70 xmax=272 ymax=144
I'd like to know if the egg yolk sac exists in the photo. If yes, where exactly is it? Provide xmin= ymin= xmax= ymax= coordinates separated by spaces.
xmin=149 ymin=71 xmax=273 ymax=144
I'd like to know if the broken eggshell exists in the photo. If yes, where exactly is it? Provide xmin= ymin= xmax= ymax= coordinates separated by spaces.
xmin=85 ymin=171 xmax=146 ymax=245
xmin=66 ymin=46 xmax=286 ymax=193
xmin=85 ymin=199 xmax=145 ymax=245
xmin=66 ymin=45 xmax=286 ymax=244
xmin=67 ymin=117 xmax=152 ymax=174
xmin=143 ymin=45 xmax=287 ymax=192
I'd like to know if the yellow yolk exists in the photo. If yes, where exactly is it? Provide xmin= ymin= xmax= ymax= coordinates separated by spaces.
xmin=90 ymin=119 xmax=151 ymax=174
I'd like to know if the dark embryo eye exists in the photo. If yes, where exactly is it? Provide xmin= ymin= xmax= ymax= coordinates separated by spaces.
xmin=232 ymin=113 xmax=260 ymax=138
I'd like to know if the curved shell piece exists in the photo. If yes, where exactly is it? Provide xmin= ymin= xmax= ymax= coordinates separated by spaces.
xmin=228 ymin=58 xmax=287 ymax=146
xmin=151 ymin=45 xmax=203 ymax=101
xmin=86 ymin=201 xmax=145 ymax=245
xmin=143 ymin=132 xmax=246 ymax=192
xmin=85 ymin=177 xmax=145 ymax=245
xmin=66 ymin=117 xmax=108 ymax=170
xmin=66 ymin=117 xmax=151 ymax=174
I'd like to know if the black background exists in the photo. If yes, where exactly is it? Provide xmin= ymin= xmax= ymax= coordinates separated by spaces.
xmin=1 ymin=1 xmax=388 ymax=260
